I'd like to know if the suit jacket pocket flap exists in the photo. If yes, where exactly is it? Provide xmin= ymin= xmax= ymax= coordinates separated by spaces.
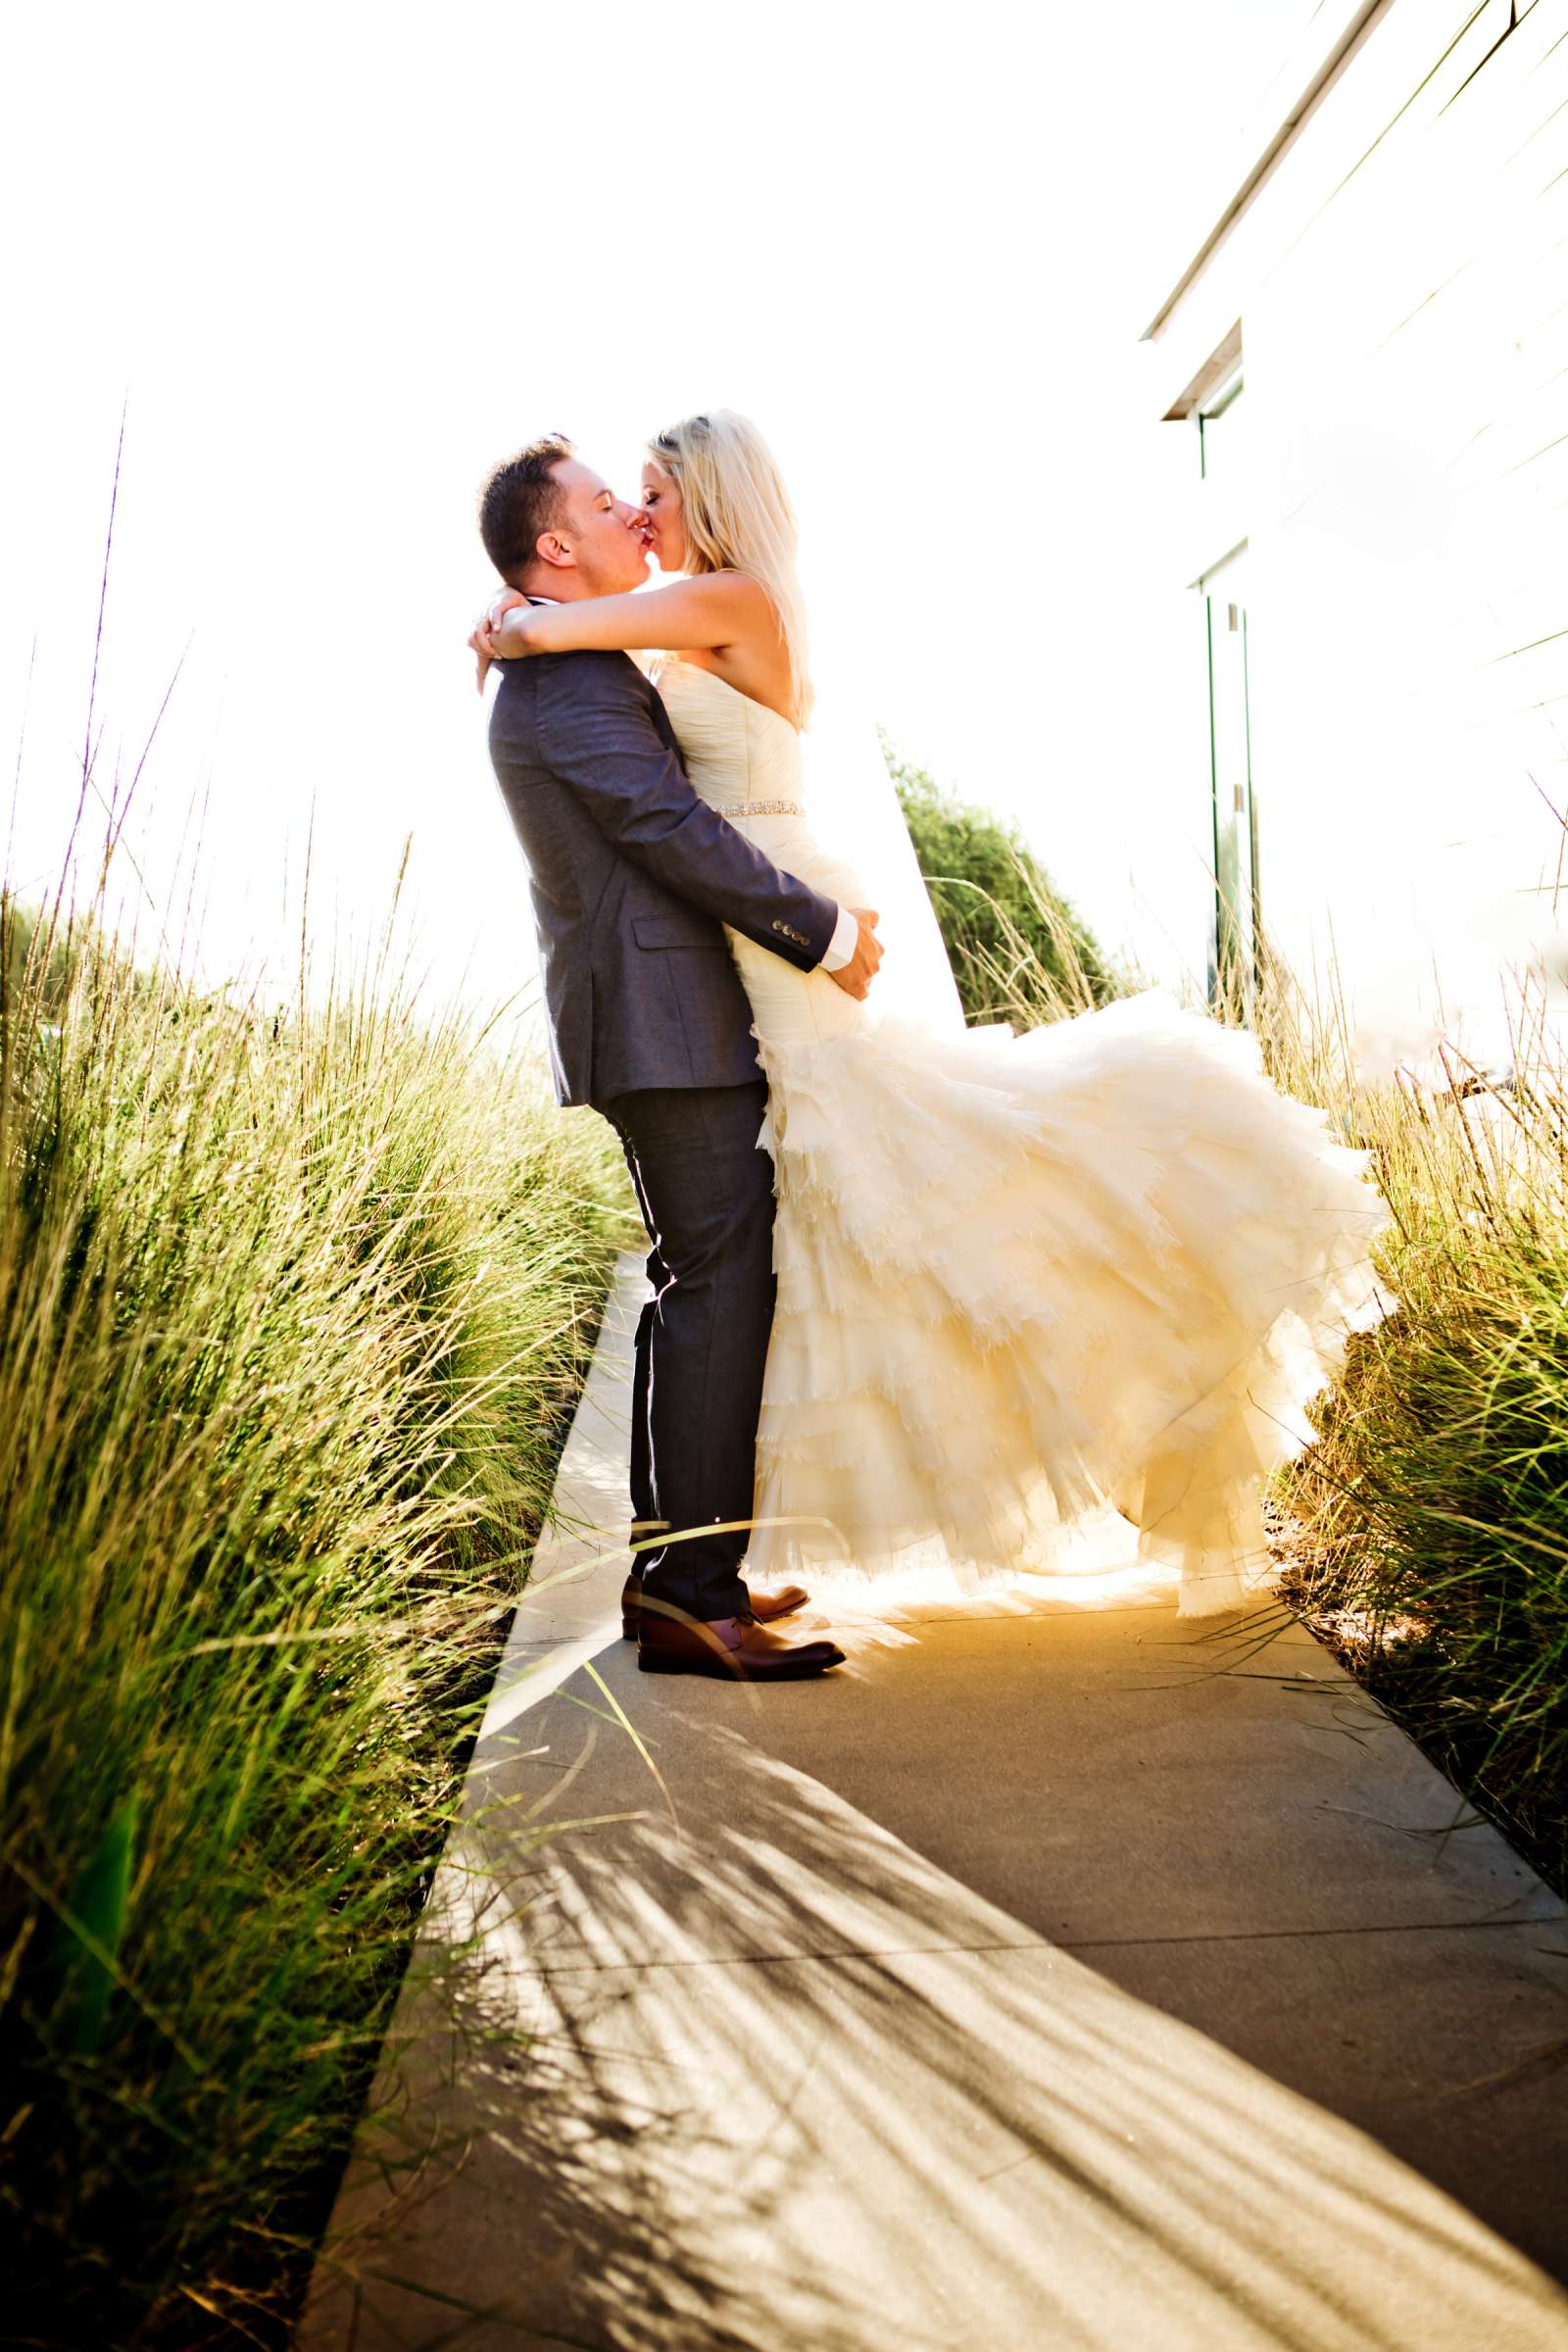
xmin=632 ymin=914 xmax=723 ymax=951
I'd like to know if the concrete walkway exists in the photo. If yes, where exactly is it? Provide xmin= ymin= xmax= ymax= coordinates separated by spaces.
xmin=301 ymin=1255 xmax=1568 ymax=2351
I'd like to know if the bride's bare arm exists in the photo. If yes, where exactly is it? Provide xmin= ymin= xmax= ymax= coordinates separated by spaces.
xmin=466 ymin=573 xmax=779 ymax=693
xmin=484 ymin=572 xmax=772 ymax=662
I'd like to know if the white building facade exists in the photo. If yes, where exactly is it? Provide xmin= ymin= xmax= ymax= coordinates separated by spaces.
xmin=1139 ymin=0 xmax=1567 ymax=1072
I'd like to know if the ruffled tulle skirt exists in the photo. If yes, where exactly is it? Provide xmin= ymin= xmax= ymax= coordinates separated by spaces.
xmin=743 ymin=987 xmax=1393 ymax=1617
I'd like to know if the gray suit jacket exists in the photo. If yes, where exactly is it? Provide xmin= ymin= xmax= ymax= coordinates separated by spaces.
xmin=487 ymin=648 xmax=839 ymax=1108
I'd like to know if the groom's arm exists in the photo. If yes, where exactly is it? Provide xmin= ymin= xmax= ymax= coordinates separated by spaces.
xmin=529 ymin=655 xmax=846 ymax=974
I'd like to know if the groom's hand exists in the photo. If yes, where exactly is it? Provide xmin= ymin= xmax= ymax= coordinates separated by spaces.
xmin=826 ymin=909 xmax=883 ymax=1001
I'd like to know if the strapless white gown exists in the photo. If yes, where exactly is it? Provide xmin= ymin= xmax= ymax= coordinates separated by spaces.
xmin=656 ymin=657 xmax=1392 ymax=1615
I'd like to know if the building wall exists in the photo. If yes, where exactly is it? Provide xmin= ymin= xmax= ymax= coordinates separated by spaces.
xmin=1146 ymin=0 xmax=1567 ymax=1071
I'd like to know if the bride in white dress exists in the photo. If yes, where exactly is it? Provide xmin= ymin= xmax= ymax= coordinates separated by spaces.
xmin=475 ymin=411 xmax=1392 ymax=1617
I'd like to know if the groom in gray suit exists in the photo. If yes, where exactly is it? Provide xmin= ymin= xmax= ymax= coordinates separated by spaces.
xmin=478 ymin=436 xmax=881 ymax=1681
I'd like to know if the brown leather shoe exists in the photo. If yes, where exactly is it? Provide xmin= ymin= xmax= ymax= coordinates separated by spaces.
xmin=637 ymin=1611 xmax=845 ymax=1680
xmin=620 ymin=1575 xmax=810 ymax=1642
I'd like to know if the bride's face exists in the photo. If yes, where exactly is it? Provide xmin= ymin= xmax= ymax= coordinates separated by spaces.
xmin=640 ymin=458 xmax=688 ymax=572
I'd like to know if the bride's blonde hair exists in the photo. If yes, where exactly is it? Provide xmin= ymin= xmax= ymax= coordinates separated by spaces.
xmin=646 ymin=410 xmax=813 ymax=723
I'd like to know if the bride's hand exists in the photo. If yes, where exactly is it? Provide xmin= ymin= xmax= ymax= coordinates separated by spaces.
xmin=468 ymin=588 xmax=530 ymax=693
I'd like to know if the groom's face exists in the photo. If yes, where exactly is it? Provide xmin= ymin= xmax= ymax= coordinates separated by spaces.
xmin=545 ymin=459 xmax=651 ymax=595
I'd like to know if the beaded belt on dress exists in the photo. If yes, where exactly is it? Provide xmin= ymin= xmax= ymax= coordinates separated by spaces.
xmin=713 ymin=799 xmax=804 ymax=818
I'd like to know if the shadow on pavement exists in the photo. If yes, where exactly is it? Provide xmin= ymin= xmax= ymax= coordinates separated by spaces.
xmin=302 ymin=1699 xmax=1568 ymax=2352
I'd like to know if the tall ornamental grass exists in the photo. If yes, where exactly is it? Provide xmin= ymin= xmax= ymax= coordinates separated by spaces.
xmin=1 ymin=876 xmax=623 ymax=2345
xmin=959 ymin=855 xmax=1568 ymax=1893
xmin=1255 ymin=946 xmax=1568 ymax=1894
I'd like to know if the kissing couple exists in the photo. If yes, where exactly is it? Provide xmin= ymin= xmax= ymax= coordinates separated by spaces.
xmin=469 ymin=411 xmax=1390 ymax=1684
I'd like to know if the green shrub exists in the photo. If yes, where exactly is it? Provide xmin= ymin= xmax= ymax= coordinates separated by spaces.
xmin=0 ymin=879 xmax=623 ymax=2344
xmin=886 ymin=738 xmax=1128 ymax=1025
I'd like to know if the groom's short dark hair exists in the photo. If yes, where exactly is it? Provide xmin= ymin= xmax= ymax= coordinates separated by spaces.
xmin=478 ymin=435 xmax=576 ymax=584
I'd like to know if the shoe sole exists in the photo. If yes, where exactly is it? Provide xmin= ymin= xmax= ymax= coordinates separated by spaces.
xmin=622 ymin=1599 xmax=808 ymax=1642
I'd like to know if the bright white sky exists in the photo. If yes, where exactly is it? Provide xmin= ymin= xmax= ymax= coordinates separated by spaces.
xmin=0 ymin=0 xmax=1313 ymax=1022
